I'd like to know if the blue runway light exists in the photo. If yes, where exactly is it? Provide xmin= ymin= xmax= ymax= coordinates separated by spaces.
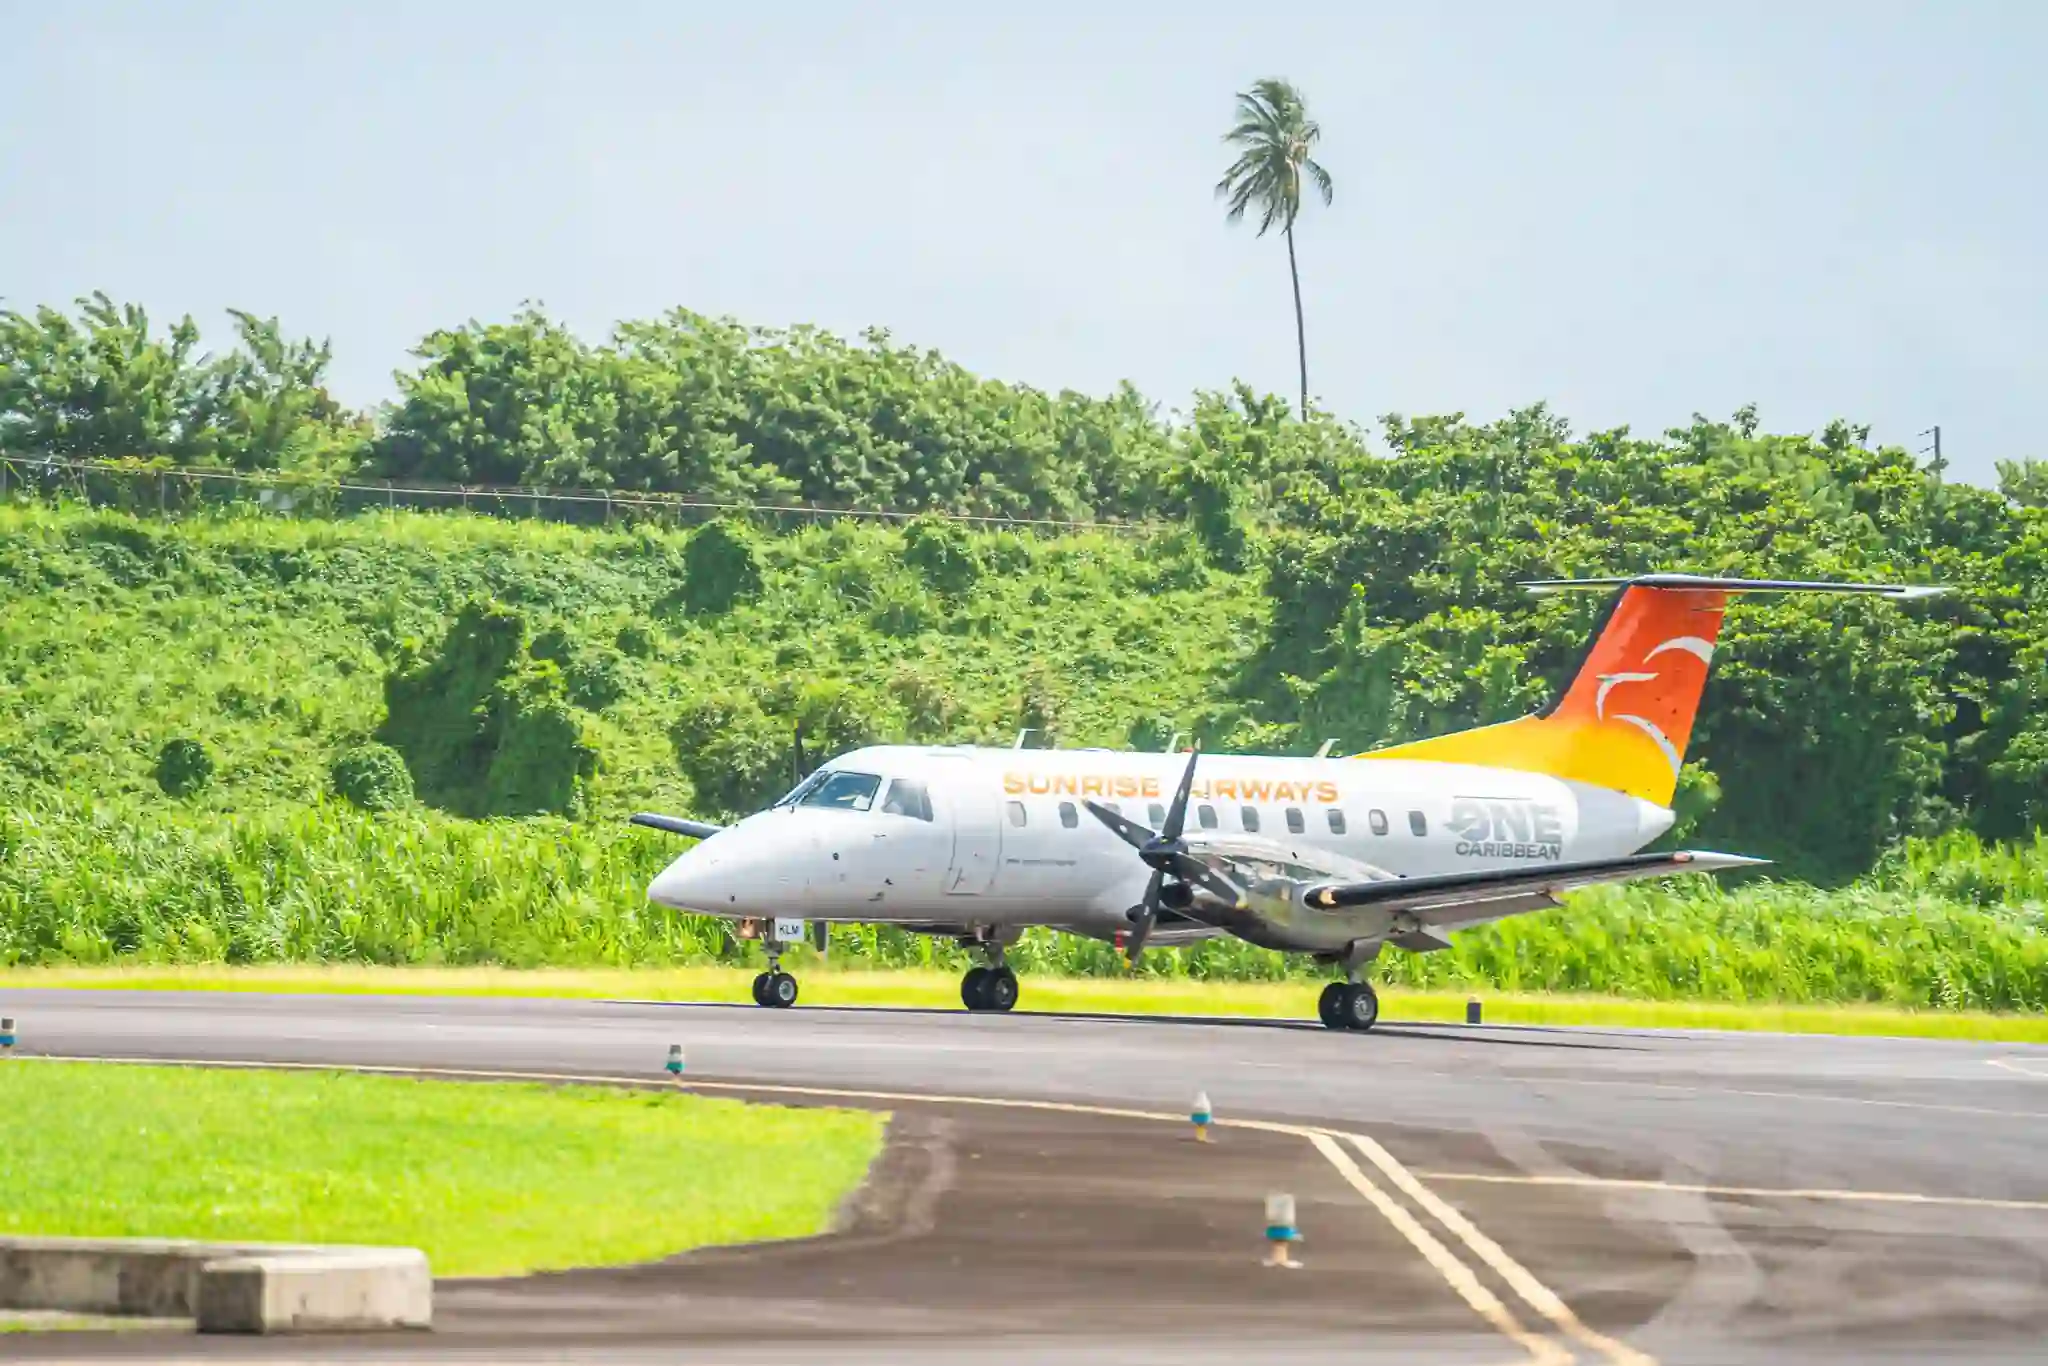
xmin=665 ymin=1044 xmax=684 ymax=1077
xmin=0 ymin=1017 xmax=13 ymax=1050
xmin=1190 ymin=1090 xmax=1212 ymax=1142
xmin=1263 ymin=1193 xmax=1302 ymax=1268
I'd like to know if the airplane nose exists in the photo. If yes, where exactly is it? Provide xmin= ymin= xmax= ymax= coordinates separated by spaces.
xmin=648 ymin=849 xmax=722 ymax=910
xmin=646 ymin=827 xmax=813 ymax=913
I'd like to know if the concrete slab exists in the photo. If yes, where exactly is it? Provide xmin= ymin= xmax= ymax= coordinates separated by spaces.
xmin=0 ymin=1237 xmax=429 ymax=1334
xmin=195 ymin=1251 xmax=429 ymax=1334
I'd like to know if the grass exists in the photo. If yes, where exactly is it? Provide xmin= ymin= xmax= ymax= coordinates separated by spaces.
xmin=0 ymin=1060 xmax=886 ymax=1277
xmin=7 ymin=963 xmax=2048 ymax=1043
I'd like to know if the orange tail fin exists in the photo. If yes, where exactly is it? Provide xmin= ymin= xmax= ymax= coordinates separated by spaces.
xmin=1354 ymin=575 xmax=1943 ymax=806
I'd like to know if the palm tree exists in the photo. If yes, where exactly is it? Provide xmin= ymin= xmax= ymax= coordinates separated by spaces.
xmin=1215 ymin=79 xmax=1334 ymax=420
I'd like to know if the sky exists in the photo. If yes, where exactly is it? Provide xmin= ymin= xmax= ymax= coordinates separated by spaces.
xmin=2 ymin=1 xmax=2041 ymax=486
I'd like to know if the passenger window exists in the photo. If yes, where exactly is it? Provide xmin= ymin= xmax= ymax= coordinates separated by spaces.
xmin=1327 ymin=808 xmax=1347 ymax=835
xmin=1006 ymin=801 xmax=1027 ymax=828
xmin=1369 ymin=809 xmax=1389 ymax=836
xmin=881 ymin=779 xmax=933 ymax=821
xmin=1103 ymin=801 xmax=1121 ymax=816
xmin=1409 ymin=810 xmax=1428 ymax=836
xmin=1058 ymin=800 xmax=1078 ymax=828
xmin=1240 ymin=806 xmax=1260 ymax=833
xmin=1197 ymin=804 xmax=1217 ymax=829
xmin=1148 ymin=803 xmax=1166 ymax=827
xmin=1285 ymin=807 xmax=1305 ymax=834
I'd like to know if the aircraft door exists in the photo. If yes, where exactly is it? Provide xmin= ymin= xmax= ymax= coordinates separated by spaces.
xmin=943 ymin=775 xmax=1003 ymax=895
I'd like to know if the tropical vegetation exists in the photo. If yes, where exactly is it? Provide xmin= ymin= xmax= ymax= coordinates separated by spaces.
xmin=2 ymin=292 xmax=2046 ymax=1011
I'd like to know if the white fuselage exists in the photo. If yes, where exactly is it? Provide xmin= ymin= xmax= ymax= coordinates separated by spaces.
xmin=648 ymin=746 xmax=1675 ymax=944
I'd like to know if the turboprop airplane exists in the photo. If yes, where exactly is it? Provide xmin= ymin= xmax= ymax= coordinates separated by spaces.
xmin=633 ymin=574 xmax=1943 ymax=1030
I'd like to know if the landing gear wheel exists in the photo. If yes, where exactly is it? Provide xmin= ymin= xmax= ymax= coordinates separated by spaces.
xmin=1317 ymin=981 xmax=1348 ymax=1029
xmin=1339 ymin=982 xmax=1379 ymax=1032
xmin=981 ymin=967 xmax=1019 ymax=1013
xmin=751 ymin=971 xmax=772 ymax=1007
xmin=762 ymin=971 xmax=799 ymax=1009
xmin=961 ymin=966 xmax=991 ymax=1010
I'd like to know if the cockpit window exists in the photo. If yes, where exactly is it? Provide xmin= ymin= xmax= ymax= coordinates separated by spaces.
xmin=798 ymin=771 xmax=882 ymax=812
xmin=773 ymin=769 xmax=831 ymax=808
xmin=882 ymin=778 xmax=933 ymax=821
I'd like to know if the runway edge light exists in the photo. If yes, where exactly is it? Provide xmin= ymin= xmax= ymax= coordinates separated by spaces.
xmin=666 ymin=1044 xmax=685 ymax=1079
xmin=0 ymin=1017 xmax=13 ymax=1050
xmin=1191 ymin=1090 xmax=1213 ymax=1142
xmin=1263 ymin=1193 xmax=1302 ymax=1269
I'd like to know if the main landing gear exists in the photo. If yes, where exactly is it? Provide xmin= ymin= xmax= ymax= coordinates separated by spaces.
xmin=961 ymin=944 xmax=1019 ymax=1013
xmin=751 ymin=942 xmax=798 ymax=1009
xmin=1317 ymin=980 xmax=1379 ymax=1032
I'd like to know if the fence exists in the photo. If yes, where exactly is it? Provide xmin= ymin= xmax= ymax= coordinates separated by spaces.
xmin=0 ymin=454 xmax=1161 ymax=538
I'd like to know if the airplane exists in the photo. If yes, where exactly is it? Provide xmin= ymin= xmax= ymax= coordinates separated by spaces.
xmin=631 ymin=574 xmax=1944 ymax=1030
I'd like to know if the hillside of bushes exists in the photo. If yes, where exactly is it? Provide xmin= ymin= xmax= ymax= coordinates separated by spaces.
xmin=3 ymin=294 xmax=2047 ymax=1006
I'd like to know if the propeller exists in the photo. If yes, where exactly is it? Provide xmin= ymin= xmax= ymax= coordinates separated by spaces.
xmin=1082 ymin=745 xmax=1244 ymax=960
xmin=792 ymin=720 xmax=810 ymax=789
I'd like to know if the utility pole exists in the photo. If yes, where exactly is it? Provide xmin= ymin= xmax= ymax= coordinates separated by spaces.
xmin=1919 ymin=426 xmax=1946 ymax=483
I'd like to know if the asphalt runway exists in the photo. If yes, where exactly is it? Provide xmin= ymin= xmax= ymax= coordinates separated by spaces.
xmin=6 ymin=988 xmax=2048 ymax=1365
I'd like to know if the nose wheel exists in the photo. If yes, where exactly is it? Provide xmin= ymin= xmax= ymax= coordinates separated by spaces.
xmin=750 ymin=946 xmax=799 ymax=1009
xmin=1317 ymin=980 xmax=1378 ymax=1031
xmin=961 ymin=965 xmax=1019 ymax=1012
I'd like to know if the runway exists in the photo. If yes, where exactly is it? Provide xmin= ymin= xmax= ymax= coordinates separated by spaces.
xmin=6 ymin=988 xmax=2048 ymax=1364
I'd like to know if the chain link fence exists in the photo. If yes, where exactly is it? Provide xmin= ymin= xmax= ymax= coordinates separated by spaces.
xmin=0 ymin=454 xmax=1159 ymax=538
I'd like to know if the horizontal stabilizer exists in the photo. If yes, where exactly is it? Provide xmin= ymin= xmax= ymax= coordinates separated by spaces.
xmin=629 ymin=812 xmax=725 ymax=840
xmin=1522 ymin=574 xmax=1946 ymax=600
xmin=1304 ymin=850 xmax=1764 ymax=913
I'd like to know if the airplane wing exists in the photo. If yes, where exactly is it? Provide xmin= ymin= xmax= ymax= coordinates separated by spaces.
xmin=629 ymin=812 xmax=725 ymax=839
xmin=1303 ymin=850 xmax=1764 ymax=916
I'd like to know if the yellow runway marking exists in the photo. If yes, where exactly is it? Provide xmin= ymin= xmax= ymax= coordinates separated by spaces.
xmin=1307 ymin=1132 xmax=1570 ymax=1366
xmin=1413 ymin=1167 xmax=2048 ymax=1214
xmin=1344 ymin=1135 xmax=1654 ymax=1366
xmin=25 ymin=1052 xmax=1634 ymax=1365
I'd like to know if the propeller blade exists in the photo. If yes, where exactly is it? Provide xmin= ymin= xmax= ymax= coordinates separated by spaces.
xmin=1125 ymin=868 xmax=1164 ymax=960
xmin=1081 ymin=798 xmax=1154 ymax=852
xmin=1160 ymin=744 xmax=1200 ymax=842
xmin=1167 ymin=852 xmax=1246 ymax=909
xmin=792 ymin=721 xmax=809 ymax=787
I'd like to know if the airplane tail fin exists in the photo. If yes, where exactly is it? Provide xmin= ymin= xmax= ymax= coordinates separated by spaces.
xmin=1354 ymin=574 xmax=1944 ymax=807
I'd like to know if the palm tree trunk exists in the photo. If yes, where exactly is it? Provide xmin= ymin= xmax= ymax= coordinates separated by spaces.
xmin=1285 ymin=221 xmax=1308 ymax=419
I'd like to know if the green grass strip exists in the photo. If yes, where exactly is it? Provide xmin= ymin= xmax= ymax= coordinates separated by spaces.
xmin=0 ymin=1061 xmax=885 ymax=1277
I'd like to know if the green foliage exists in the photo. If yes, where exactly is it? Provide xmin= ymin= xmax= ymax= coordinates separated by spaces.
xmin=0 ymin=294 xmax=368 ymax=473
xmin=1999 ymin=458 xmax=2048 ymax=509
xmin=680 ymin=518 xmax=764 ymax=614
xmin=377 ymin=601 xmax=598 ymax=818
xmin=329 ymin=742 xmax=413 ymax=811
xmin=364 ymin=307 xmax=1172 ymax=520
xmin=902 ymin=515 xmax=981 ymax=595
xmin=4 ymin=292 xmax=2048 ymax=1005
xmin=154 ymin=738 xmax=214 ymax=798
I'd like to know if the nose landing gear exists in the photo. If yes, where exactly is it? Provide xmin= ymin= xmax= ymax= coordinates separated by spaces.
xmin=750 ymin=940 xmax=799 ymax=1009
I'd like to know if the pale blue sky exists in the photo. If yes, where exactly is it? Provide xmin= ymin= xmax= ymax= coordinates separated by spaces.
xmin=3 ymin=1 xmax=2040 ymax=485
